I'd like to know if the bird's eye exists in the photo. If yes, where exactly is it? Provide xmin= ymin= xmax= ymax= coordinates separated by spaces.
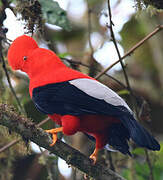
xmin=23 ymin=56 xmax=28 ymax=61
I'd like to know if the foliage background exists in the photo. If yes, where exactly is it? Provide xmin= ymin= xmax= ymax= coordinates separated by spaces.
xmin=0 ymin=0 xmax=163 ymax=180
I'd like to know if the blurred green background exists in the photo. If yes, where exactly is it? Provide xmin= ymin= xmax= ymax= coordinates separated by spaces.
xmin=0 ymin=0 xmax=163 ymax=179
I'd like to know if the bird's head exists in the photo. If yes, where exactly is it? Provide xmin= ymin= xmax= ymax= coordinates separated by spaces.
xmin=7 ymin=35 xmax=38 ymax=72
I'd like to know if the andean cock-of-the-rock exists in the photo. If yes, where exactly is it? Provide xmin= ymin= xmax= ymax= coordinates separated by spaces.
xmin=7 ymin=35 xmax=160 ymax=163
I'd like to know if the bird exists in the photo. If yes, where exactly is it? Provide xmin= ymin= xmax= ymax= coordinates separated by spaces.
xmin=7 ymin=35 xmax=160 ymax=163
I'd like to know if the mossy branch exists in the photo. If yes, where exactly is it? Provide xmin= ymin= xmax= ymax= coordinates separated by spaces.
xmin=0 ymin=103 xmax=125 ymax=180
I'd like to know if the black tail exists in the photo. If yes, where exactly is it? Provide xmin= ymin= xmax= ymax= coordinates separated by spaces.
xmin=107 ymin=123 xmax=132 ymax=156
xmin=119 ymin=115 xmax=160 ymax=151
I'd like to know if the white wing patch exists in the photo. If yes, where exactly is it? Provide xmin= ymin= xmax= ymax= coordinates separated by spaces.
xmin=69 ymin=78 xmax=131 ymax=112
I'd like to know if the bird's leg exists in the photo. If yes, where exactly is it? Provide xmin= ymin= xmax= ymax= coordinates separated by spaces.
xmin=89 ymin=147 xmax=99 ymax=164
xmin=46 ymin=127 xmax=63 ymax=146
xmin=89 ymin=134 xmax=106 ymax=164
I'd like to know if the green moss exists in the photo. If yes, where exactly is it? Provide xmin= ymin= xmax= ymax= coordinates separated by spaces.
xmin=16 ymin=0 xmax=43 ymax=33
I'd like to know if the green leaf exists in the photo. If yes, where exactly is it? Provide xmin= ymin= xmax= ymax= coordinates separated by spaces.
xmin=58 ymin=52 xmax=70 ymax=58
xmin=117 ymin=89 xmax=130 ymax=96
xmin=39 ymin=0 xmax=71 ymax=31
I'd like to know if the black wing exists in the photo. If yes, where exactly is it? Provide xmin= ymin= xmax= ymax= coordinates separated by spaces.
xmin=32 ymin=81 xmax=130 ymax=117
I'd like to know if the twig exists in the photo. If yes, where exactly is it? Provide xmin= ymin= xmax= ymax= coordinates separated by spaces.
xmin=107 ymin=0 xmax=131 ymax=91
xmin=0 ymin=41 xmax=25 ymax=114
xmin=138 ymin=101 xmax=155 ymax=180
xmin=0 ymin=53 xmax=25 ymax=113
xmin=145 ymin=149 xmax=154 ymax=180
xmin=87 ymin=1 xmax=94 ymax=54
xmin=0 ymin=117 xmax=50 ymax=153
xmin=0 ymin=103 xmax=126 ymax=180
xmin=86 ymin=0 xmax=98 ymax=77
xmin=108 ymin=152 xmax=115 ymax=172
xmin=95 ymin=25 xmax=163 ymax=79
xmin=107 ymin=0 xmax=137 ymax=115
xmin=0 ymin=139 xmax=18 ymax=153
xmin=61 ymin=57 xmax=127 ymax=89
xmin=105 ymin=151 xmax=115 ymax=172
xmin=37 ymin=117 xmax=50 ymax=127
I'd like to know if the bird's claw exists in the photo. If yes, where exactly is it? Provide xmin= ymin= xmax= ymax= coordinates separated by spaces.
xmin=50 ymin=133 xmax=58 ymax=146
xmin=89 ymin=148 xmax=99 ymax=164
xmin=45 ymin=127 xmax=63 ymax=146
xmin=89 ymin=154 xmax=97 ymax=164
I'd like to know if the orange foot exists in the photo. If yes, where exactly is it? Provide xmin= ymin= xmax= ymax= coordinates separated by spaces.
xmin=89 ymin=148 xmax=99 ymax=164
xmin=45 ymin=127 xmax=63 ymax=146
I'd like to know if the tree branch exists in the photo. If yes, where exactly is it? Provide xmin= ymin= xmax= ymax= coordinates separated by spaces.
xmin=95 ymin=25 xmax=163 ymax=79
xmin=0 ymin=103 xmax=125 ymax=180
